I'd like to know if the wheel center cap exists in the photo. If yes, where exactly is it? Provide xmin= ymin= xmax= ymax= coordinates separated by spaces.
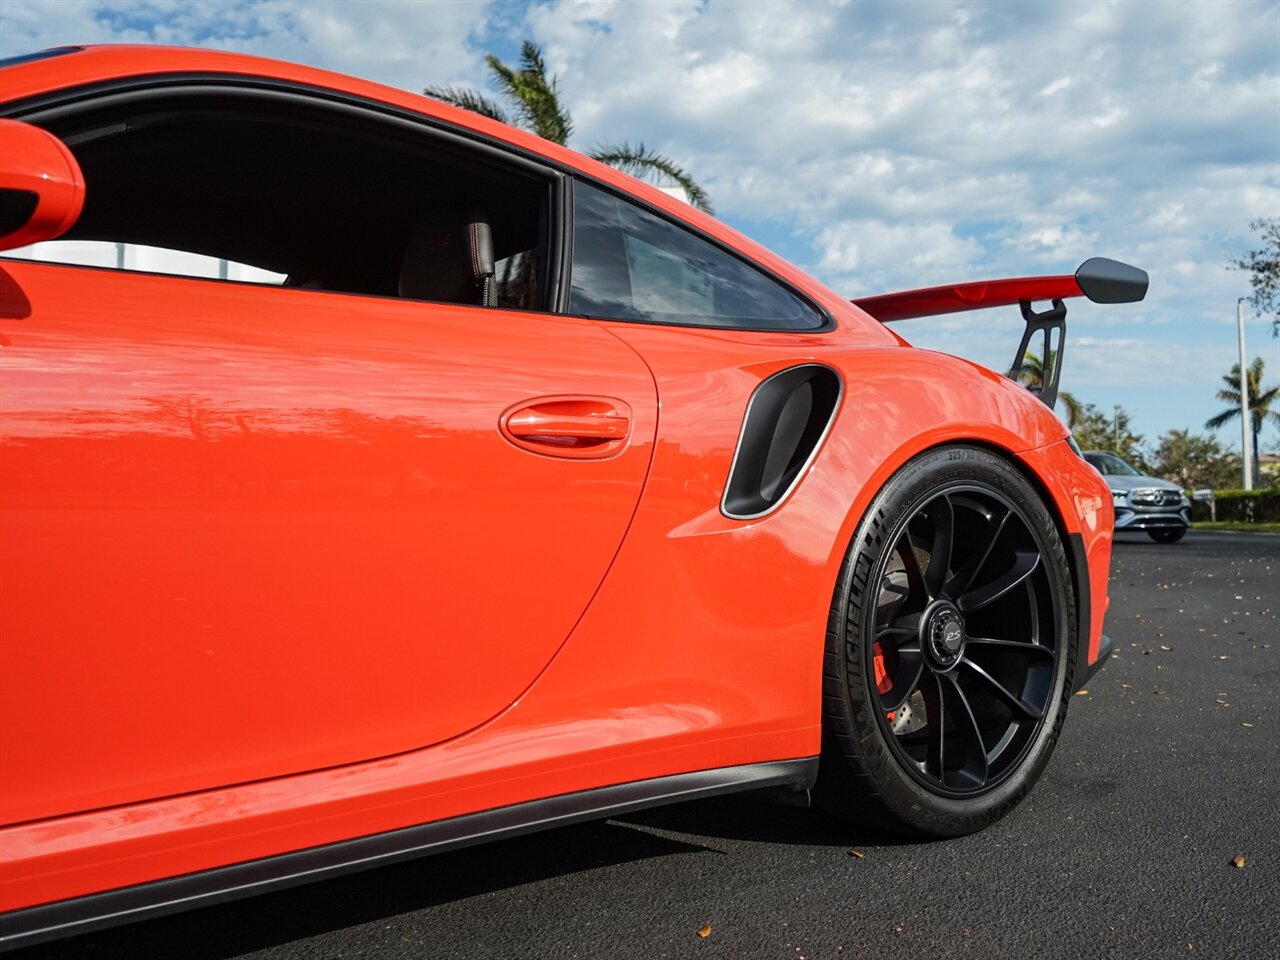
xmin=923 ymin=602 xmax=965 ymax=667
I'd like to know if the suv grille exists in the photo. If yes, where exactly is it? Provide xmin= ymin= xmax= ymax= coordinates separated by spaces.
xmin=1131 ymin=488 xmax=1182 ymax=506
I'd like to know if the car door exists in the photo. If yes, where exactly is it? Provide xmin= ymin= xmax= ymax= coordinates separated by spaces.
xmin=0 ymin=101 xmax=656 ymax=825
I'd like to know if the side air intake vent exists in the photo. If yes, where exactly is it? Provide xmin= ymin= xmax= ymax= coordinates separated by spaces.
xmin=722 ymin=363 xmax=842 ymax=520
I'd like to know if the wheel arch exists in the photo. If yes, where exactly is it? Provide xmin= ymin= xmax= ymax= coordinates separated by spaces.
xmin=815 ymin=352 xmax=1090 ymax=678
xmin=821 ymin=427 xmax=1092 ymax=702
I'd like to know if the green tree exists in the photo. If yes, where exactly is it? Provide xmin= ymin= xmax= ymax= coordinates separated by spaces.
xmin=1016 ymin=350 xmax=1082 ymax=428
xmin=426 ymin=41 xmax=713 ymax=214
xmin=1070 ymin=402 xmax=1147 ymax=468
xmin=1204 ymin=358 xmax=1280 ymax=483
xmin=1229 ymin=217 xmax=1279 ymax=337
xmin=1151 ymin=429 xmax=1239 ymax=490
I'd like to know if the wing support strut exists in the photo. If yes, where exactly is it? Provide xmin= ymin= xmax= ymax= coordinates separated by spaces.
xmin=1010 ymin=298 xmax=1067 ymax=410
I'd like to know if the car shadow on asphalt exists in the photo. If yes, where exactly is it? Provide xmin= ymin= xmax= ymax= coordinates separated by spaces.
xmin=614 ymin=794 xmax=916 ymax=848
xmin=9 ymin=819 xmax=711 ymax=960
xmin=11 ymin=796 xmax=910 ymax=960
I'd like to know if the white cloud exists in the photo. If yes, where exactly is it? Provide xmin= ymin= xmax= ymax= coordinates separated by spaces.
xmin=0 ymin=0 xmax=493 ymax=92
xmin=817 ymin=220 xmax=984 ymax=293
xmin=1068 ymin=336 xmax=1232 ymax=387
xmin=1040 ymin=76 xmax=1072 ymax=97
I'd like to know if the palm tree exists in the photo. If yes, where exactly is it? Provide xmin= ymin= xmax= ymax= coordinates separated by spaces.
xmin=1205 ymin=357 xmax=1280 ymax=483
xmin=426 ymin=42 xmax=713 ymax=214
xmin=1016 ymin=350 xmax=1082 ymax=428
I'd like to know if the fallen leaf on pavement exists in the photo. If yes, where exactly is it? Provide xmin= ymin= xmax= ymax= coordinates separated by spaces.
xmin=1160 ymin=644 xmax=1173 ymax=651
xmin=1232 ymin=855 xmax=1246 ymax=868
xmin=697 ymin=924 xmax=712 ymax=939
xmin=1075 ymin=689 xmax=1088 ymax=696
xmin=848 ymin=849 xmax=865 ymax=859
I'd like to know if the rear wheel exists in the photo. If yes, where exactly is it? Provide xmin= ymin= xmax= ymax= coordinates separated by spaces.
xmin=815 ymin=446 xmax=1076 ymax=836
xmin=1147 ymin=527 xmax=1186 ymax=543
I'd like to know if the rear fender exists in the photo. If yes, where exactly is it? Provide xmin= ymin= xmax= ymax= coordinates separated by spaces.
xmin=815 ymin=347 xmax=1109 ymax=671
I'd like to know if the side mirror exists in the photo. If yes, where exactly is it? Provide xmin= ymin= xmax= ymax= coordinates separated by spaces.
xmin=0 ymin=119 xmax=85 ymax=252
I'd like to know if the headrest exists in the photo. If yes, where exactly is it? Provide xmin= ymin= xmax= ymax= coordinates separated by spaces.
xmin=399 ymin=200 xmax=494 ymax=304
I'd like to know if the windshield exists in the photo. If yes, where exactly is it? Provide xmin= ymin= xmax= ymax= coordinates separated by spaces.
xmin=1084 ymin=452 xmax=1142 ymax=477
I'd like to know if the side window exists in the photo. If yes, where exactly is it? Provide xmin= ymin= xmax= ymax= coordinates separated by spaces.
xmin=2 ymin=94 xmax=550 ymax=311
xmin=570 ymin=180 xmax=823 ymax=330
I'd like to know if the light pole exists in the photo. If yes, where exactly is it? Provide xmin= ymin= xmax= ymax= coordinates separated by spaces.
xmin=1238 ymin=298 xmax=1253 ymax=490
xmin=1113 ymin=404 xmax=1120 ymax=452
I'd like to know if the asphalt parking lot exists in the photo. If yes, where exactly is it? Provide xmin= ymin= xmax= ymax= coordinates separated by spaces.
xmin=13 ymin=530 xmax=1277 ymax=960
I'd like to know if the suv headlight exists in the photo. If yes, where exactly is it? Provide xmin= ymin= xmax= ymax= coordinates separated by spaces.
xmin=1111 ymin=488 xmax=1128 ymax=504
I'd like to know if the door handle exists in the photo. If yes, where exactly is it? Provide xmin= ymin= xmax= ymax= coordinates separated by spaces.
xmin=507 ymin=407 xmax=629 ymax=441
xmin=501 ymin=397 xmax=632 ymax=459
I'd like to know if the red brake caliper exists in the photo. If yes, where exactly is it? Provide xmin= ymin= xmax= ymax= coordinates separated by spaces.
xmin=872 ymin=641 xmax=895 ymax=724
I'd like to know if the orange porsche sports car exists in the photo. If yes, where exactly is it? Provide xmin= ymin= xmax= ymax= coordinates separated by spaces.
xmin=0 ymin=46 xmax=1145 ymax=948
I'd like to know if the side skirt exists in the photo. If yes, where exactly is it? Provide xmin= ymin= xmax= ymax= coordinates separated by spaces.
xmin=0 ymin=758 xmax=818 ymax=951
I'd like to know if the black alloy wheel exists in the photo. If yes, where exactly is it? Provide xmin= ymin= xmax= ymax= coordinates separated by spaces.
xmin=816 ymin=446 xmax=1077 ymax=837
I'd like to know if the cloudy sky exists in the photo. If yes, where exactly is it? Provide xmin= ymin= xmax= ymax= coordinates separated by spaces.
xmin=3 ymin=0 xmax=1278 ymax=451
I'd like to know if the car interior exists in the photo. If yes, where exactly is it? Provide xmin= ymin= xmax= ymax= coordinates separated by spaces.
xmin=25 ymin=90 xmax=552 ymax=310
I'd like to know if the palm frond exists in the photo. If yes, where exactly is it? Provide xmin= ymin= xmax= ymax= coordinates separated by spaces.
xmin=589 ymin=141 xmax=714 ymax=214
xmin=520 ymin=41 xmax=550 ymax=80
xmin=484 ymin=44 xmax=573 ymax=145
xmin=1016 ymin=351 xmax=1045 ymax=388
xmin=1059 ymin=391 xmax=1083 ymax=429
xmin=482 ymin=56 xmax=522 ymax=113
xmin=426 ymin=41 xmax=714 ymax=215
xmin=1205 ymin=408 xmax=1239 ymax=430
xmin=1210 ymin=358 xmax=1280 ymax=435
xmin=422 ymin=85 xmax=511 ymax=125
xmin=517 ymin=42 xmax=572 ymax=142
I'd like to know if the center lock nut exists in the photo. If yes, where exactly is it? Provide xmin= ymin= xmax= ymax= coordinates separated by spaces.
xmin=923 ymin=602 xmax=965 ymax=668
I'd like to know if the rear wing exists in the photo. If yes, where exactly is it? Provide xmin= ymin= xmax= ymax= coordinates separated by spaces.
xmin=852 ymin=257 xmax=1148 ymax=410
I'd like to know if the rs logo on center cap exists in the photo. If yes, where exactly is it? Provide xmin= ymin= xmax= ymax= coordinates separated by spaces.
xmin=942 ymin=623 xmax=963 ymax=651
